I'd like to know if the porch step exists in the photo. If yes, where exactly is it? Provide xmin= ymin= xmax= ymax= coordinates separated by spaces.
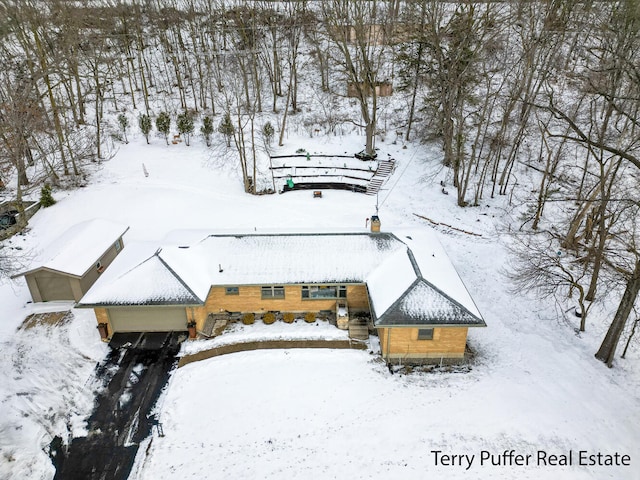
xmin=348 ymin=317 xmax=369 ymax=340
xmin=201 ymin=315 xmax=229 ymax=338
xmin=349 ymin=324 xmax=369 ymax=340
xmin=212 ymin=319 xmax=228 ymax=336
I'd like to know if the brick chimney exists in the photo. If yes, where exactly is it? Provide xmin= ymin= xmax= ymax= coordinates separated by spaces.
xmin=370 ymin=215 xmax=381 ymax=232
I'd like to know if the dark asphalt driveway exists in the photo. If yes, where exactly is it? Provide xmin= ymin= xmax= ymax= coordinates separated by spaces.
xmin=51 ymin=331 xmax=185 ymax=480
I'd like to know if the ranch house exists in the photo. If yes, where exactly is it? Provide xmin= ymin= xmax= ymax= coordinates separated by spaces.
xmin=77 ymin=226 xmax=485 ymax=364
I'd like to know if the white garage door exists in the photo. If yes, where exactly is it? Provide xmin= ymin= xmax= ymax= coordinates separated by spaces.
xmin=108 ymin=307 xmax=188 ymax=332
xmin=36 ymin=275 xmax=74 ymax=301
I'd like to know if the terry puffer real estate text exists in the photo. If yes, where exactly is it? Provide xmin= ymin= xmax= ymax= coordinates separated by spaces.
xmin=431 ymin=450 xmax=631 ymax=471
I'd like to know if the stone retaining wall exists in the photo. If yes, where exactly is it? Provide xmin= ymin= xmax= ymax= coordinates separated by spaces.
xmin=178 ymin=339 xmax=367 ymax=368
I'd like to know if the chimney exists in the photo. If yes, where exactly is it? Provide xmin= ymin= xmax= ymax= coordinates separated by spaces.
xmin=370 ymin=215 xmax=381 ymax=232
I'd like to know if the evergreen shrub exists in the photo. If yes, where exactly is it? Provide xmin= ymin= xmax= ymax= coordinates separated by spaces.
xmin=40 ymin=184 xmax=56 ymax=208
xmin=262 ymin=312 xmax=276 ymax=325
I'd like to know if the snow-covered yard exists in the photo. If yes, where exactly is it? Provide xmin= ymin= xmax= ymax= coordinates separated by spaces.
xmin=132 ymin=348 xmax=636 ymax=480
xmin=1 ymin=131 xmax=639 ymax=479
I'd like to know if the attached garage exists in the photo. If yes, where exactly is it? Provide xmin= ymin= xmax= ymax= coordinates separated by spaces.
xmin=106 ymin=307 xmax=188 ymax=333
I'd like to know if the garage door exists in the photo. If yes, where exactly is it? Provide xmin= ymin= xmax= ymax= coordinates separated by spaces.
xmin=107 ymin=307 xmax=188 ymax=332
xmin=35 ymin=275 xmax=74 ymax=301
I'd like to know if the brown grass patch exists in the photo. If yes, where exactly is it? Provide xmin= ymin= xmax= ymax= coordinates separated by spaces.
xmin=20 ymin=311 xmax=73 ymax=330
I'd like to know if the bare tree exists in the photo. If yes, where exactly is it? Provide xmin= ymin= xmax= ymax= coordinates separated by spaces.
xmin=508 ymin=232 xmax=590 ymax=332
xmin=320 ymin=0 xmax=393 ymax=157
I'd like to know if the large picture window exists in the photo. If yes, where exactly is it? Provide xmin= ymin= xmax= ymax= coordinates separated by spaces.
xmin=261 ymin=286 xmax=285 ymax=299
xmin=301 ymin=285 xmax=347 ymax=299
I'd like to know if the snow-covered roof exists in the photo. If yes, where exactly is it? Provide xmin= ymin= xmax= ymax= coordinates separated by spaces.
xmin=365 ymin=247 xmax=417 ymax=317
xmin=393 ymin=229 xmax=483 ymax=319
xmin=373 ymin=281 xmax=485 ymax=327
xmin=364 ymin=229 xmax=484 ymax=327
xmin=158 ymin=233 xmax=406 ymax=301
xmin=78 ymin=230 xmax=484 ymax=327
xmin=16 ymin=219 xmax=129 ymax=278
xmin=79 ymin=253 xmax=200 ymax=306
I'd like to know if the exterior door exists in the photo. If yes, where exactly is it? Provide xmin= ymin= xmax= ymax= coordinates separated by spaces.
xmin=35 ymin=274 xmax=74 ymax=301
xmin=107 ymin=307 xmax=188 ymax=332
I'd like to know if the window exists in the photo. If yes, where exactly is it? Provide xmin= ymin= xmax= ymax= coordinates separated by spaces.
xmin=417 ymin=328 xmax=434 ymax=340
xmin=301 ymin=285 xmax=347 ymax=300
xmin=225 ymin=287 xmax=239 ymax=295
xmin=261 ymin=286 xmax=285 ymax=299
xmin=96 ymin=261 xmax=105 ymax=273
xmin=114 ymin=239 xmax=122 ymax=252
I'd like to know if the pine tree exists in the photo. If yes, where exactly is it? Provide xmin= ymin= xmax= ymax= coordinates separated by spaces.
xmin=156 ymin=111 xmax=171 ymax=145
xmin=139 ymin=114 xmax=152 ymax=144
xmin=40 ymin=184 xmax=56 ymax=208
xmin=262 ymin=122 xmax=275 ymax=146
xmin=117 ymin=113 xmax=129 ymax=144
xmin=177 ymin=112 xmax=195 ymax=146
xmin=201 ymin=116 xmax=214 ymax=147
xmin=218 ymin=113 xmax=235 ymax=147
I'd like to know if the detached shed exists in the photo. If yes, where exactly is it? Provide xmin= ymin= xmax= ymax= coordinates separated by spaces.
xmin=14 ymin=219 xmax=129 ymax=302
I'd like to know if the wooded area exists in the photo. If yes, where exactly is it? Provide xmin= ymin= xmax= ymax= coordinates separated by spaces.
xmin=0 ymin=0 xmax=639 ymax=366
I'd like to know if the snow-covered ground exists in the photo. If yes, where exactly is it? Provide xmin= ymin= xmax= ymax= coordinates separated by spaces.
xmin=1 ymin=130 xmax=639 ymax=480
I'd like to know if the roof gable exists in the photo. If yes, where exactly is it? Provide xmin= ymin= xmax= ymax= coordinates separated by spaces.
xmin=373 ymin=280 xmax=485 ymax=327
xmin=79 ymin=253 xmax=201 ymax=306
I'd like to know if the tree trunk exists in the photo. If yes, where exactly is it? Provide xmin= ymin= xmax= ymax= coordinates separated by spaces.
xmin=595 ymin=259 xmax=640 ymax=367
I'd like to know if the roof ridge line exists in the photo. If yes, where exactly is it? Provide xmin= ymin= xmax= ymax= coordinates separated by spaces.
xmin=198 ymin=231 xmax=391 ymax=239
xmin=402 ymin=237 xmax=483 ymax=323
xmin=373 ymin=240 xmax=484 ymax=326
xmin=156 ymin=252 xmax=204 ymax=303
xmin=374 ymin=276 xmax=422 ymax=321
xmin=415 ymin=277 xmax=484 ymax=324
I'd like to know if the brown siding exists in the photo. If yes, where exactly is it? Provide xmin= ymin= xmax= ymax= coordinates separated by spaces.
xmin=378 ymin=327 xmax=468 ymax=360
xmin=25 ymin=274 xmax=43 ymax=302
xmin=193 ymin=284 xmax=370 ymax=331
xmin=80 ymin=241 xmax=122 ymax=294
xmin=69 ymin=278 xmax=83 ymax=301
xmin=95 ymin=308 xmax=110 ymax=332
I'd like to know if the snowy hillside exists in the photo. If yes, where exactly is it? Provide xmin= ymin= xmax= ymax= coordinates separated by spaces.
xmin=0 ymin=130 xmax=638 ymax=479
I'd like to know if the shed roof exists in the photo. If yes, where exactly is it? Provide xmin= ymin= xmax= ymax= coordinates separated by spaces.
xmin=15 ymin=219 xmax=129 ymax=278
